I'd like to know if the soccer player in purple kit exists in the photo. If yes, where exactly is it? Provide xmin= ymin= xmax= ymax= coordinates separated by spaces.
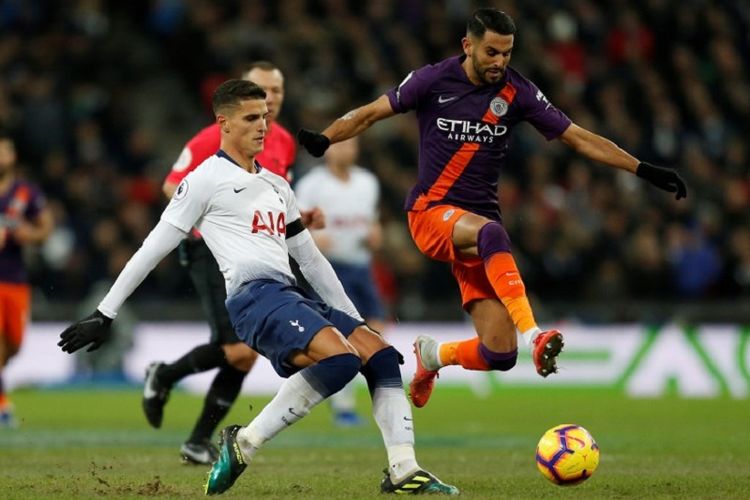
xmin=298 ymin=8 xmax=687 ymax=408
xmin=0 ymin=130 xmax=53 ymax=426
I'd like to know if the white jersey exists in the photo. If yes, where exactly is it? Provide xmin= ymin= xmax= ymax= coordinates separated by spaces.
xmin=294 ymin=165 xmax=379 ymax=265
xmin=162 ymin=152 xmax=301 ymax=295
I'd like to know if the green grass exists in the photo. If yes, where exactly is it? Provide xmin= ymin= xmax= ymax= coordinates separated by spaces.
xmin=1 ymin=386 xmax=749 ymax=498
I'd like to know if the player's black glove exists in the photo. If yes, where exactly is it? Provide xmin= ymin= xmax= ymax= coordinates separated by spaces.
xmin=297 ymin=128 xmax=330 ymax=157
xmin=57 ymin=310 xmax=113 ymax=354
xmin=635 ymin=162 xmax=688 ymax=200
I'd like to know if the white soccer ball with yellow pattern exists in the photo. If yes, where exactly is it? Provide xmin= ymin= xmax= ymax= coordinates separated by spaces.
xmin=535 ymin=424 xmax=599 ymax=485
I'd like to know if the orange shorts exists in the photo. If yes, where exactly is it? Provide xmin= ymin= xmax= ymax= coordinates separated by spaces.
xmin=408 ymin=205 xmax=496 ymax=308
xmin=0 ymin=282 xmax=31 ymax=349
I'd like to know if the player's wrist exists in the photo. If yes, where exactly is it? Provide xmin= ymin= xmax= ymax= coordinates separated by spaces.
xmin=297 ymin=129 xmax=330 ymax=157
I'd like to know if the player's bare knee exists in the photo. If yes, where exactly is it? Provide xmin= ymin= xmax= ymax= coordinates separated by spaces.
xmin=347 ymin=325 xmax=388 ymax=364
xmin=230 ymin=353 xmax=257 ymax=372
xmin=222 ymin=342 xmax=258 ymax=371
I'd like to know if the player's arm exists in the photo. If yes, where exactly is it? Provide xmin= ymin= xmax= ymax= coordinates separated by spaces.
xmin=58 ymin=220 xmax=187 ymax=354
xmin=58 ymin=220 xmax=188 ymax=354
xmin=286 ymin=222 xmax=363 ymax=321
xmin=559 ymin=123 xmax=687 ymax=200
xmin=13 ymin=206 xmax=53 ymax=245
xmin=298 ymin=95 xmax=395 ymax=157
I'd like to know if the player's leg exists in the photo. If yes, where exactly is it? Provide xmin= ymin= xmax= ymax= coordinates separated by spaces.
xmin=180 ymin=342 xmax=257 ymax=464
xmin=347 ymin=325 xmax=458 ymax=495
xmin=180 ymin=241 xmax=258 ymax=463
xmin=0 ymin=291 xmax=7 ymax=419
xmin=452 ymin=212 xmax=563 ymax=377
xmin=208 ymin=327 xmax=361 ymax=495
xmin=0 ymin=335 xmax=10 ymax=427
xmin=207 ymin=283 xmax=363 ymax=494
xmin=327 ymin=262 xmax=376 ymax=427
xmin=143 ymin=240 xmax=227 ymax=428
xmin=0 ymin=283 xmax=29 ymax=428
xmin=143 ymin=239 xmax=259 ymax=465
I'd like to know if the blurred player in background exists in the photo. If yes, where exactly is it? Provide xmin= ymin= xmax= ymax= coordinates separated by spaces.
xmin=58 ymin=79 xmax=458 ymax=496
xmin=0 ymin=130 xmax=53 ymax=427
xmin=295 ymin=136 xmax=385 ymax=426
xmin=145 ymin=61 xmax=305 ymax=464
xmin=299 ymin=8 xmax=687 ymax=408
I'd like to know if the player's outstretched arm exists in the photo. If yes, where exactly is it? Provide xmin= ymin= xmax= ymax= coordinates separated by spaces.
xmin=560 ymin=123 xmax=687 ymax=200
xmin=298 ymin=95 xmax=395 ymax=157
xmin=58 ymin=220 xmax=188 ymax=353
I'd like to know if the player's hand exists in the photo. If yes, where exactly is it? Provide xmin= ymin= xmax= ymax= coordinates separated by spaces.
xmin=300 ymin=207 xmax=326 ymax=229
xmin=635 ymin=162 xmax=687 ymax=200
xmin=10 ymin=222 xmax=36 ymax=244
xmin=297 ymin=129 xmax=330 ymax=157
xmin=57 ymin=310 xmax=114 ymax=354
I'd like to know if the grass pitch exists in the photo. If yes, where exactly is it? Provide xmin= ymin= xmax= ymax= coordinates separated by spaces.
xmin=1 ymin=385 xmax=748 ymax=498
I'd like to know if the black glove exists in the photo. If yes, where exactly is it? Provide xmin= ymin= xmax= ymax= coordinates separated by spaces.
xmin=57 ymin=310 xmax=114 ymax=353
xmin=297 ymin=128 xmax=330 ymax=157
xmin=635 ymin=162 xmax=688 ymax=200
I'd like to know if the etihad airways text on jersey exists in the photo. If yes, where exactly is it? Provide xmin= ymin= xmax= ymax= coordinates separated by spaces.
xmin=436 ymin=118 xmax=508 ymax=143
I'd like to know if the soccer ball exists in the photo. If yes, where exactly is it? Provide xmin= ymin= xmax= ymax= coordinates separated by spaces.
xmin=535 ymin=424 xmax=599 ymax=485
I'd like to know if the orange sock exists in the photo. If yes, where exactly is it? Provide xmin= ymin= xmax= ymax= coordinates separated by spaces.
xmin=439 ymin=338 xmax=490 ymax=371
xmin=485 ymin=252 xmax=538 ymax=333
xmin=0 ymin=392 xmax=8 ymax=409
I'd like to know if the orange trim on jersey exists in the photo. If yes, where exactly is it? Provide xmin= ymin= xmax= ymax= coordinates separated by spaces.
xmin=412 ymin=142 xmax=480 ymax=210
xmin=481 ymin=82 xmax=517 ymax=124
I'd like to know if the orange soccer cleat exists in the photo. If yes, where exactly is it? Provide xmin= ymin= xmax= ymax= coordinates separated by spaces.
xmin=532 ymin=329 xmax=564 ymax=377
xmin=409 ymin=335 xmax=440 ymax=408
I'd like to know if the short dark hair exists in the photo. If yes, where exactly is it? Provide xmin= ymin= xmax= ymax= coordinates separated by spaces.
xmin=212 ymin=79 xmax=267 ymax=115
xmin=467 ymin=8 xmax=516 ymax=38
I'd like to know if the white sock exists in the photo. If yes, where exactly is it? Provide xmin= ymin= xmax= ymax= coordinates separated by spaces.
xmin=372 ymin=387 xmax=420 ymax=482
xmin=236 ymin=370 xmax=326 ymax=459
xmin=522 ymin=326 xmax=542 ymax=347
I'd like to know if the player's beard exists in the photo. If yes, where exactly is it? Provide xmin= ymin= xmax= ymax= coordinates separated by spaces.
xmin=472 ymin=54 xmax=504 ymax=85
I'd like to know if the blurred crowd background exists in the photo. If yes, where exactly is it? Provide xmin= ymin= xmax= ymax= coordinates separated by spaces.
xmin=1 ymin=0 xmax=749 ymax=323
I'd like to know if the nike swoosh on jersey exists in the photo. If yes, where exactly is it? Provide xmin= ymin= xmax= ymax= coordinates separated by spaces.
xmin=233 ymin=187 xmax=247 ymax=193
xmin=438 ymin=95 xmax=457 ymax=104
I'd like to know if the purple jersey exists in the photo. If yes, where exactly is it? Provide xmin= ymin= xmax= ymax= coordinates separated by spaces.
xmin=386 ymin=55 xmax=571 ymax=220
xmin=0 ymin=179 xmax=45 ymax=283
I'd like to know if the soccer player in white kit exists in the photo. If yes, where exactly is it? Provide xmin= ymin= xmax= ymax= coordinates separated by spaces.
xmin=295 ymin=136 xmax=386 ymax=426
xmin=57 ymin=80 xmax=457 ymax=496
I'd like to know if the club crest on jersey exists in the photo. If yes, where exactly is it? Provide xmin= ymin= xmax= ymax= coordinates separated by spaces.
xmin=174 ymin=179 xmax=188 ymax=200
xmin=252 ymin=210 xmax=286 ymax=236
xmin=490 ymin=97 xmax=509 ymax=117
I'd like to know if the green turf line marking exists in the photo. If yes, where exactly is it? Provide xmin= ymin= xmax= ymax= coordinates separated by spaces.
xmin=738 ymin=326 xmax=750 ymax=384
xmin=685 ymin=326 xmax=729 ymax=396
xmin=614 ymin=325 xmax=658 ymax=391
